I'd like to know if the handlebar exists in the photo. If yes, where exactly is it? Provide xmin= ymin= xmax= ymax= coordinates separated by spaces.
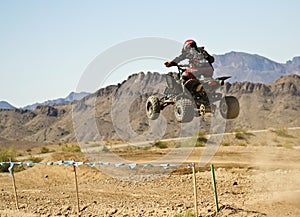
xmin=177 ymin=64 xmax=189 ymax=68
xmin=175 ymin=64 xmax=189 ymax=73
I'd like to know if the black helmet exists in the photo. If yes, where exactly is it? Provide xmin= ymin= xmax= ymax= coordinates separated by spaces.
xmin=182 ymin=39 xmax=197 ymax=52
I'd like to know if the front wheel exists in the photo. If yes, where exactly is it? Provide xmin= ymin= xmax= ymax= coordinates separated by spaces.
xmin=174 ymin=98 xmax=194 ymax=123
xmin=146 ymin=96 xmax=161 ymax=120
xmin=220 ymin=96 xmax=240 ymax=119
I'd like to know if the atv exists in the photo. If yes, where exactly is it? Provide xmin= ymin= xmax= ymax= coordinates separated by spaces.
xmin=146 ymin=64 xmax=239 ymax=123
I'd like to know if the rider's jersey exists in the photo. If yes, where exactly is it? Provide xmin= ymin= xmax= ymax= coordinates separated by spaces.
xmin=172 ymin=47 xmax=214 ymax=77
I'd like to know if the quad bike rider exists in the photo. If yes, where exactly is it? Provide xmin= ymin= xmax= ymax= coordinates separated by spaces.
xmin=165 ymin=39 xmax=215 ymax=84
xmin=146 ymin=39 xmax=239 ymax=123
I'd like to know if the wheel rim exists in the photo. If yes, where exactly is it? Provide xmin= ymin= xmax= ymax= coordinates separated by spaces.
xmin=220 ymin=100 xmax=227 ymax=115
xmin=147 ymin=102 xmax=153 ymax=115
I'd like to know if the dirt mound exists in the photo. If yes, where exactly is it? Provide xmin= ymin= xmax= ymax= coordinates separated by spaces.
xmin=1 ymin=146 xmax=300 ymax=216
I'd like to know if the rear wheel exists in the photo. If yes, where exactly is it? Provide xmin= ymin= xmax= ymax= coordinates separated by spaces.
xmin=220 ymin=96 xmax=239 ymax=119
xmin=146 ymin=96 xmax=160 ymax=120
xmin=174 ymin=98 xmax=194 ymax=123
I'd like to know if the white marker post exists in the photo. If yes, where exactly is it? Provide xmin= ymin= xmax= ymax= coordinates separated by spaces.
xmin=192 ymin=164 xmax=199 ymax=217
xmin=10 ymin=163 xmax=19 ymax=211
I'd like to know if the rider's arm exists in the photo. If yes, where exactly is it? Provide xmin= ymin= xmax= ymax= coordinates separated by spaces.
xmin=165 ymin=52 xmax=186 ymax=67
xmin=171 ymin=52 xmax=186 ymax=64
xmin=198 ymin=47 xmax=214 ymax=64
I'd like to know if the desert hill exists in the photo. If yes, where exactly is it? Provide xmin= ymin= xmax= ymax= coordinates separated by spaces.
xmin=0 ymin=72 xmax=299 ymax=146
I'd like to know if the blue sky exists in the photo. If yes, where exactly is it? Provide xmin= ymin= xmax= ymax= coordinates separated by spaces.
xmin=1 ymin=0 xmax=299 ymax=107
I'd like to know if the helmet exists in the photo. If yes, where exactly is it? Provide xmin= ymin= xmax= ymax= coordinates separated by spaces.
xmin=183 ymin=39 xmax=197 ymax=52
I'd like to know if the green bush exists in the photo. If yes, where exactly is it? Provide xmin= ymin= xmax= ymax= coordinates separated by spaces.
xmin=62 ymin=144 xmax=81 ymax=152
xmin=26 ymin=156 xmax=43 ymax=163
xmin=235 ymin=132 xmax=247 ymax=140
xmin=197 ymin=130 xmax=208 ymax=143
xmin=271 ymin=127 xmax=293 ymax=138
xmin=0 ymin=146 xmax=16 ymax=172
xmin=194 ymin=140 xmax=206 ymax=147
xmin=26 ymin=148 xmax=32 ymax=153
xmin=174 ymin=210 xmax=196 ymax=217
xmin=221 ymin=141 xmax=231 ymax=146
xmin=40 ymin=147 xmax=51 ymax=154
xmin=102 ymin=146 xmax=110 ymax=153
xmin=175 ymin=143 xmax=181 ymax=148
xmin=153 ymin=140 xmax=168 ymax=149
xmin=276 ymin=142 xmax=293 ymax=149
xmin=234 ymin=128 xmax=254 ymax=141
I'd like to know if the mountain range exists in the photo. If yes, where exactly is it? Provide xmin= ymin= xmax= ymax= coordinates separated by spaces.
xmin=22 ymin=91 xmax=90 ymax=110
xmin=1 ymin=51 xmax=299 ymax=110
xmin=0 ymin=51 xmax=299 ymax=147
xmin=0 ymin=91 xmax=90 ymax=110
xmin=213 ymin=52 xmax=300 ymax=83
xmin=0 ymin=71 xmax=299 ymax=146
xmin=0 ymin=101 xmax=16 ymax=109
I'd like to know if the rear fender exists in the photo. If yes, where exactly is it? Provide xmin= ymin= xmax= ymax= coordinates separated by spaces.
xmin=216 ymin=76 xmax=231 ymax=85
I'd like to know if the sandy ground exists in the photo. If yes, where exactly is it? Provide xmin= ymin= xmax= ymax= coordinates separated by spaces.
xmin=1 ymin=141 xmax=300 ymax=217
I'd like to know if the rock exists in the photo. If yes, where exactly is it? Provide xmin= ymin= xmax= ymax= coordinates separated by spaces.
xmin=62 ymin=205 xmax=72 ymax=212
xmin=19 ymin=204 xmax=26 ymax=209
xmin=107 ymin=208 xmax=118 ymax=215
xmin=176 ymin=203 xmax=184 ymax=207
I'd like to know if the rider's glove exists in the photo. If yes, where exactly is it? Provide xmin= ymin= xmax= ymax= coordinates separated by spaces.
xmin=164 ymin=61 xmax=177 ymax=67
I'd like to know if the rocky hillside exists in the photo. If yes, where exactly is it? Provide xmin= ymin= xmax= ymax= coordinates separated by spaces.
xmin=214 ymin=52 xmax=300 ymax=83
xmin=0 ymin=73 xmax=299 ymax=145
xmin=224 ymin=74 xmax=300 ymax=130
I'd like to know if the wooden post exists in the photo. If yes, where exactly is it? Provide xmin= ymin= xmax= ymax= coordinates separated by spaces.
xmin=10 ymin=163 xmax=19 ymax=211
xmin=210 ymin=164 xmax=219 ymax=212
xmin=192 ymin=164 xmax=198 ymax=217
xmin=73 ymin=164 xmax=80 ymax=214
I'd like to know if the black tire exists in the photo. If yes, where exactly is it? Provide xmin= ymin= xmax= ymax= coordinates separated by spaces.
xmin=146 ymin=96 xmax=160 ymax=120
xmin=220 ymin=96 xmax=240 ymax=119
xmin=174 ymin=98 xmax=194 ymax=123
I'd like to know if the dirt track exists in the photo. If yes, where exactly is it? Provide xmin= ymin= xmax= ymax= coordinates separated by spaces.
xmin=1 ymin=143 xmax=300 ymax=217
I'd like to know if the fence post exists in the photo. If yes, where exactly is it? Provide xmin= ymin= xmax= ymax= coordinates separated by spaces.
xmin=10 ymin=163 xmax=19 ymax=211
xmin=73 ymin=164 xmax=80 ymax=214
xmin=210 ymin=164 xmax=219 ymax=212
xmin=192 ymin=164 xmax=199 ymax=217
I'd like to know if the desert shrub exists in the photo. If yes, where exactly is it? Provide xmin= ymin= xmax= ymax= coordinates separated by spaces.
xmin=26 ymin=156 xmax=43 ymax=163
xmin=194 ymin=140 xmax=206 ymax=147
xmin=175 ymin=143 xmax=181 ymax=148
xmin=195 ymin=130 xmax=207 ymax=147
xmin=193 ymin=130 xmax=208 ymax=147
xmin=0 ymin=146 xmax=16 ymax=172
xmin=276 ymin=142 xmax=293 ymax=149
xmin=234 ymin=128 xmax=254 ymax=141
xmin=62 ymin=144 xmax=81 ymax=152
xmin=142 ymin=146 xmax=151 ymax=151
xmin=153 ymin=140 xmax=168 ymax=149
xmin=174 ymin=210 xmax=196 ymax=217
xmin=197 ymin=130 xmax=208 ymax=143
xmin=236 ymin=141 xmax=247 ymax=147
xmin=26 ymin=148 xmax=32 ymax=153
xmin=221 ymin=141 xmax=231 ymax=146
xmin=271 ymin=127 xmax=293 ymax=138
xmin=40 ymin=147 xmax=51 ymax=154
xmin=235 ymin=132 xmax=247 ymax=140
xmin=102 ymin=146 xmax=110 ymax=153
